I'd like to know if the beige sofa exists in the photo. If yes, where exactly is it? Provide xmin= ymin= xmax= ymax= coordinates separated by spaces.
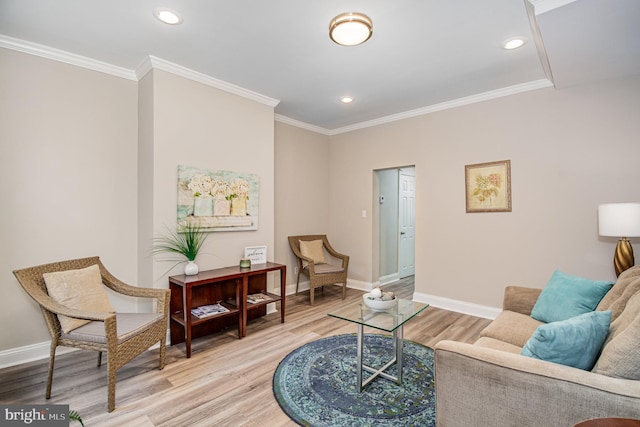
xmin=435 ymin=266 xmax=640 ymax=426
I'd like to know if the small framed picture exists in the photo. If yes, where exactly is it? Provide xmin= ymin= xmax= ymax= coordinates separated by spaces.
xmin=465 ymin=160 xmax=512 ymax=213
xmin=244 ymin=245 xmax=267 ymax=264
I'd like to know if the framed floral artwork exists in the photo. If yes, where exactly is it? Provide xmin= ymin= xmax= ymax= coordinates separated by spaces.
xmin=177 ymin=165 xmax=259 ymax=231
xmin=465 ymin=160 xmax=511 ymax=213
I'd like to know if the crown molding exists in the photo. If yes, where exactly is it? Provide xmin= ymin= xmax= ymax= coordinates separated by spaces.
xmin=0 ymin=35 xmax=279 ymax=108
xmin=327 ymin=78 xmax=554 ymax=135
xmin=0 ymin=34 xmax=137 ymax=81
xmin=2 ymin=34 xmax=553 ymax=137
xmin=275 ymin=114 xmax=331 ymax=135
xmin=528 ymin=0 xmax=577 ymax=15
xmin=137 ymin=56 xmax=280 ymax=108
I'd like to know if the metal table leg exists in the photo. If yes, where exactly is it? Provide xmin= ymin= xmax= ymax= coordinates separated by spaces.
xmin=357 ymin=326 xmax=404 ymax=392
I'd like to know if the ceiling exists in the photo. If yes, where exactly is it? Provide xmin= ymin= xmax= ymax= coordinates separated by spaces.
xmin=1 ymin=0 xmax=638 ymax=133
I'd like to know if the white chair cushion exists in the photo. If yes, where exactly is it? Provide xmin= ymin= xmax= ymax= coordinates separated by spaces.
xmin=61 ymin=313 xmax=163 ymax=344
xmin=307 ymin=263 xmax=344 ymax=274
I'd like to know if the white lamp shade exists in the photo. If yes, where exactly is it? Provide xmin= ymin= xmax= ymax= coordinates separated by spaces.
xmin=598 ymin=203 xmax=640 ymax=237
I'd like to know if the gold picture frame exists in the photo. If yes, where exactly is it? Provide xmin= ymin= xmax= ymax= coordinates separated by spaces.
xmin=465 ymin=160 xmax=511 ymax=213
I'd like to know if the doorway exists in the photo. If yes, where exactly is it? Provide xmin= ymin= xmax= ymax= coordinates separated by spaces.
xmin=375 ymin=166 xmax=416 ymax=284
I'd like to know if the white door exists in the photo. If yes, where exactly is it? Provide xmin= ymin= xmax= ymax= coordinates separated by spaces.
xmin=398 ymin=171 xmax=415 ymax=278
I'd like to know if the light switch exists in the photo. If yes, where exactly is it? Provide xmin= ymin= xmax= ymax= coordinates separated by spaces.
xmin=361 ymin=210 xmax=367 ymax=218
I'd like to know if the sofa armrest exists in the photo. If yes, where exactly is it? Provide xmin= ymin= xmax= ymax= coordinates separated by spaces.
xmin=434 ymin=340 xmax=640 ymax=427
xmin=502 ymin=285 xmax=542 ymax=315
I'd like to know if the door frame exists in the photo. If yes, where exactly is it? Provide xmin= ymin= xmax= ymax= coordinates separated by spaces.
xmin=373 ymin=165 xmax=416 ymax=285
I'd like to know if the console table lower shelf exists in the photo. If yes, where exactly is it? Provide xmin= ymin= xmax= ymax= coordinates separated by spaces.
xmin=168 ymin=262 xmax=286 ymax=358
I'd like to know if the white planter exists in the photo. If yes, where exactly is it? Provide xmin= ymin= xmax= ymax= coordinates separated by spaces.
xmin=184 ymin=261 xmax=199 ymax=276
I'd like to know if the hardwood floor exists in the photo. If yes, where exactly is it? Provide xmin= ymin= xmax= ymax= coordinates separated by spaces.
xmin=0 ymin=279 xmax=491 ymax=426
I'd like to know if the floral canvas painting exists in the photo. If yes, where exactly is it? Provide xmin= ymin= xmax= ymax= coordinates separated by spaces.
xmin=465 ymin=160 xmax=511 ymax=213
xmin=177 ymin=165 xmax=259 ymax=231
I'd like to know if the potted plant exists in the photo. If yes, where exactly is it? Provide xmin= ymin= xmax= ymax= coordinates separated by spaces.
xmin=153 ymin=222 xmax=208 ymax=275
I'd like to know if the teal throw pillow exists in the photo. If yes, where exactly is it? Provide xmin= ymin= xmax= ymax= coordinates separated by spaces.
xmin=530 ymin=270 xmax=613 ymax=323
xmin=521 ymin=310 xmax=611 ymax=370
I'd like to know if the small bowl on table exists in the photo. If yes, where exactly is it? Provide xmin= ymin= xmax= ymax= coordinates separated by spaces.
xmin=362 ymin=293 xmax=397 ymax=311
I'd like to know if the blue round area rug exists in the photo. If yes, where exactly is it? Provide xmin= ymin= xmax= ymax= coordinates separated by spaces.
xmin=272 ymin=333 xmax=435 ymax=426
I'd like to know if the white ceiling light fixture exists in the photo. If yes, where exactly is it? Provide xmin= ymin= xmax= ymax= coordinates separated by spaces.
xmin=154 ymin=8 xmax=183 ymax=25
xmin=329 ymin=12 xmax=373 ymax=46
xmin=340 ymin=96 xmax=354 ymax=104
xmin=502 ymin=37 xmax=527 ymax=50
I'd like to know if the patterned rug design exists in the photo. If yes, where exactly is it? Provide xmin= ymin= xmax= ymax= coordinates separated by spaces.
xmin=273 ymin=333 xmax=435 ymax=426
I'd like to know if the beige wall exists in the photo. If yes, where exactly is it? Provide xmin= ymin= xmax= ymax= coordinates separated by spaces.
xmin=2 ymin=44 xmax=639 ymax=358
xmin=0 ymin=50 xmax=275 ymax=356
xmin=274 ymin=122 xmax=330 ymax=289
xmin=328 ymin=75 xmax=640 ymax=309
xmin=146 ymin=70 xmax=275 ymax=286
xmin=0 ymin=49 xmax=139 ymax=350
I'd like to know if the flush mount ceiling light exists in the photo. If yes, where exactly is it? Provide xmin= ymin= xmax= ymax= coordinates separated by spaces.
xmin=340 ymin=96 xmax=354 ymax=104
xmin=329 ymin=12 xmax=373 ymax=46
xmin=154 ymin=7 xmax=183 ymax=25
xmin=502 ymin=37 xmax=527 ymax=50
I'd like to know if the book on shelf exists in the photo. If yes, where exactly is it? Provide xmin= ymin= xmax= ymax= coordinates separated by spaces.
xmin=191 ymin=303 xmax=229 ymax=319
xmin=247 ymin=292 xmax=271 ymax=304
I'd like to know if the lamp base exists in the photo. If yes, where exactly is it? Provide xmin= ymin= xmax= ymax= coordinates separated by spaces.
xmin=614 ymin=238 xmax=634 ymax=277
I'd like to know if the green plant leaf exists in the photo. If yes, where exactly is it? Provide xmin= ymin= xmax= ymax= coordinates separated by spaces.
xmin=153 ymin=222 xmax=208 ymax=262
xmin=69 ymin=410 xmax=84 ymax=427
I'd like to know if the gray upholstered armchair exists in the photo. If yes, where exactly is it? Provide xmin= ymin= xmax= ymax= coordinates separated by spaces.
xmin=288 ymin=235 xmax=349 ymax=305
xmin=13 ymin=256 xmax=170 ymax=412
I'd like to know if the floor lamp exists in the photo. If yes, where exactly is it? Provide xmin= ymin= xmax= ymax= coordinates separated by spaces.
xmin=598 ymin=203 xmax=640 ymax=276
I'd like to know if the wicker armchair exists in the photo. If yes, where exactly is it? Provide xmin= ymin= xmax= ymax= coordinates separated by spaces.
xmin=288 ymin=235 xmax=349 ymax=305
xmin=13 ymin=256 xmax=170 ymax=412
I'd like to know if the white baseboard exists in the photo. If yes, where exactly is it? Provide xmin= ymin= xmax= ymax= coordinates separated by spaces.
xmin=1 ymin=291 xmax=500 ymax=368
xmin=287 ymin=279 xmax=372 ymax=293
xmin=0 ymin=330 xmax=171 ymax=370
xmin=346 ymin=279 xmax=373 ymax=292
xmin=0 ymin=341 xmax=77 ymax=369
xmin=378 ymin=273 xmax=400 ymax=285
xmin=413 ymin=291 xmax=501 ymax=320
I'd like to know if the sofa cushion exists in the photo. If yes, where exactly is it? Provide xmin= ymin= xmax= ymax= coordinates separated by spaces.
xmin=474 ymin=336 xmax=523 ymax=354
xmin=299 ymin=239 xmax=326 ymax=267
xmin=592 ymin=290 xmax=640 ymax=380
xmin=521 ymin=310 xmax=611 ymax=370
xmin=480 ymin=311 xmax=543 ymax=348
xmin=597 ymin=266 xmax=640 ymax=322
xmin=43 ymin=264 xmax=115 ymax=333
xmin=530 ymin=270 xmax=613 ymax=323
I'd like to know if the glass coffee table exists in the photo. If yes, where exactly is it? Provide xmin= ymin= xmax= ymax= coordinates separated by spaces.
xmin=328 ymin=298 xmax=429 ymax=391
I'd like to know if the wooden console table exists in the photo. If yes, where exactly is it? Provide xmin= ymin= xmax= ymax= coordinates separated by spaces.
xmin=169 ymin=262 xmax=286 ymax=358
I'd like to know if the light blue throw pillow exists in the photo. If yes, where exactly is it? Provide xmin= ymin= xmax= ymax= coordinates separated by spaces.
xmin=521 ymin=310 xmax=611 ymax=370
xmin=530 ymin=270 xmax=613 ymax=323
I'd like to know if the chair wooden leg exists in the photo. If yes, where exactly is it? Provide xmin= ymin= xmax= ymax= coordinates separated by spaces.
xmin=46 ymin=342 xmax=56 ymax=399
xmin=107 ymin=359 xmax=116 ymax=412
xmin=159 ymin=337 xmax=166 ymax=370
xmin=310 ymin=284 xmax=315 ymax=306
xmin=342 ymin=282 xmax=347 ymax=300
xmin=295 ymin=269 xmax=301 ymax=295
xmin=97 ymin=351 xmax=102 ymax=367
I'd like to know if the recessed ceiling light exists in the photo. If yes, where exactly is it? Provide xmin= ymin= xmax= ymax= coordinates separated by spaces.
xmin=340 ymin=96 xmax=354 ymax=104
xmin=502 ymin=37 xmax=526 ymax=50
xmin=154 ymin=8 xmax=183 ymax=25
